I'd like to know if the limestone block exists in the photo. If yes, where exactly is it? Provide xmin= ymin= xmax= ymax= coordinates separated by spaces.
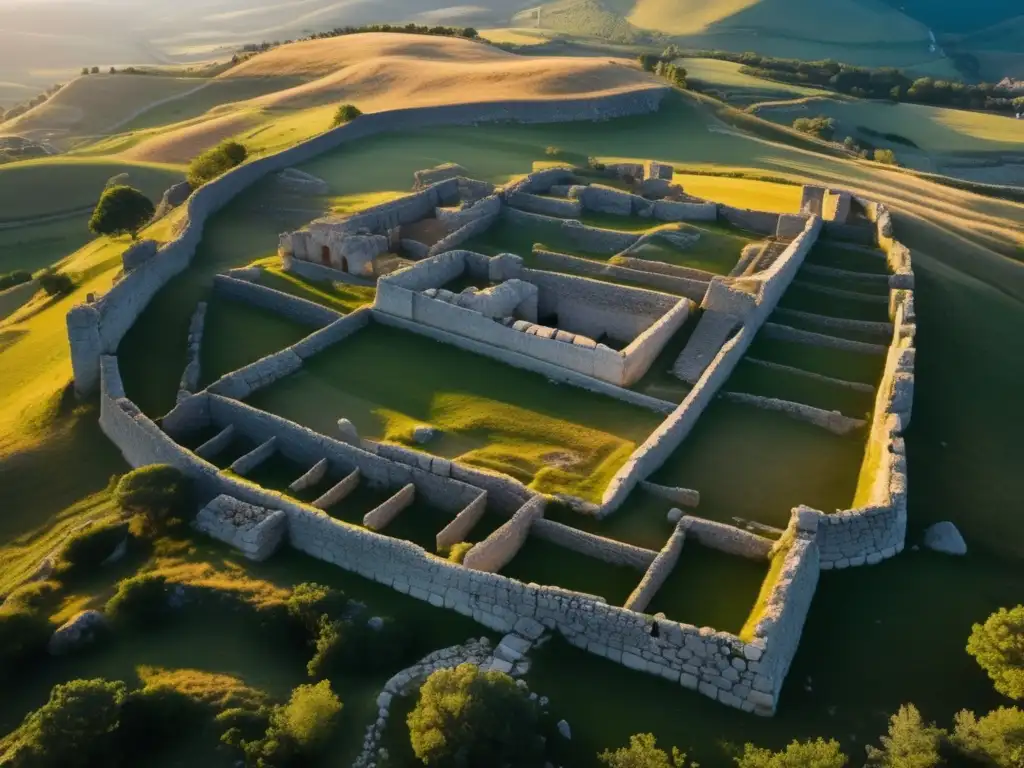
xmin=646 ymin=161 xmax=674 ymax=180
xmin=194 ymin=495 xmax=287 ymax=561
xmin=414 ymin=163 xmax=467 ymax=190
xmin=923 ymin=522 xmax=966 ymax=555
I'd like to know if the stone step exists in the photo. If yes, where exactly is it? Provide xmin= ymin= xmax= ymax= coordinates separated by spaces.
xmin=671 ymin=310 xmax=738 ymax=383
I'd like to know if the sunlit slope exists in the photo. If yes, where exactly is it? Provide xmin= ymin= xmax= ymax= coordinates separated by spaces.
xmin=627 ymin=0 xmax=928 ymax=43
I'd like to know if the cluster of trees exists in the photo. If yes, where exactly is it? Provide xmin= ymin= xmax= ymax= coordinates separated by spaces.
xmin=637 ymin=51 xmax=687 ymax=88
xmin=792 ymin=116 xmax=837 ymax=140
xmin=0 ymin=83 xmax=62 ymax=124
xmin=186 ymin=140 xmax=247 ymax=188
xmin=788 ymin=115 xmax=900 ymax=165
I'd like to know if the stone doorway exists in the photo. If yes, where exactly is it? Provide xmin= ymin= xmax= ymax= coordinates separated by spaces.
xmin=320 ymin=245 xmax=331 ymax=265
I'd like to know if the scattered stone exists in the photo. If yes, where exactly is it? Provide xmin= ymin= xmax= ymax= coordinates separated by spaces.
xmin=923 ymin=522 xmax=967 ymax=555
xmin=557 ymin=719 xmax=572 ymax=740
xmin=667 ymin=508 xmax=683 ymax=524
xmin=412 ymin=425 xmax=438 ymax=444
xmin=539 ymin=696 xmax=549 ymax=708
xmin=338 ymin=418 xmax=359 ymax=442
xmin=48 ymin=610 xmax=106 ymax=655
xmin=367 ymin=616 xmax=385 ymax=631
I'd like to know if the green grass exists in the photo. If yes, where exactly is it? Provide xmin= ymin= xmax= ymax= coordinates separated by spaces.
xmin=646 ymin=543 xmax=768 ymax=633
xmin=246 ymin=322 xmax=662 ymax=504
xmin=806 ymin=243 xmax=889 ymax=274
xmin=746 ymin=335 xmax=886 ymax=384
xmin=649 ymin=400 xmax=864 ymax=528
xmin=778 ymin=281 xmax=892 ymax=322
xmin=198 ymin=299 xmax=313 ymax=388
xmin=253 ymin=261 xmax=376 ymax=314
xmin=726 ymin=358 xmax=875 ymax=417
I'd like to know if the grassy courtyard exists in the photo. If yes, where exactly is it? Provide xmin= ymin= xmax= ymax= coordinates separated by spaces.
xmin=246 ymin=322 xmax=662 ymax=503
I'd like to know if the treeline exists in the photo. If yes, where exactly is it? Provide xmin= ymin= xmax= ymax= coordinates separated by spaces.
xmin=0 ymin=83 xmax=62 ymax=124
xmin=687 ymin=50 xmax=1024 ymax=113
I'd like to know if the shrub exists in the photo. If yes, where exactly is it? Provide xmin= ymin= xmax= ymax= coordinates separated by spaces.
xmin=118 ymin=685 xmax=206 ymax=752
xmin=57 ymin=520 xmax=128 ymax=578
xmin=332 ymin=103 xmax=362 ymax=126
xmin=865 ymin=704 xmax=944 ymax=768
xmin=91 ymin=66 xmax=99 ymax=74
xmin=874 ymin=148 xmax=898 ymax=165
xmin=307 ymin=614 xmax=411 ymax=679
xmin=408 ymin=663 xmax=544 ymax=768
xmin=286 ymin=582 xmax=347 ymax=637
xmin=545 ymin=146 xmax=562 ymax=157
xmin=0 ymin=604 xmax=51 ymax=678
xmin=638 ymin=54 xmax=659 ymax=72
xmin=88 ymin=185 xmax=155 ymax=240
xmin=187 ymin=141 xmax=248 ymax=187
xmin=239 ymin=681 xmax=341 ymax=766
xmin=792 ymin=116 xmax=836 ymax=140
xmin=968 ymin=606 xmax=1024 ymax=701
xmin=599 ymin=732 xmax=694 ymax=767
xmin=446 ymin=541 xmax=473 ymax=564
xmin=105 ymin=573 xmax=169 ymax=628
xmin=36 ymin=268 xmax=75 ymax=297
xmin=114 ymin=464 xmax=195 ymax=530
xmin=4 ymin=678 xmax=127 ymax=767
xmin=951 ymin=707 xmax=1024 ymax=767
xmin=735 ymin=738 xmax=848 ymax=768
xmin=0 ymin=270 xmax=32 ymax=291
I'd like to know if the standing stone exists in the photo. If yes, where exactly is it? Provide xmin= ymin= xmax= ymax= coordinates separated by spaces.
xmin=923 ymin=522 xmax=967 ymax=555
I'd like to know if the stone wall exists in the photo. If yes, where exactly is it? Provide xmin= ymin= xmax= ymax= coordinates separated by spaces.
xmin=193 ymin=495 xmax=287 ymax=561
xmin=436 ymin=491 xmax=488 ymax=549
xmin=653 ymin=200 xmax=718 ymax=222
xmin=212 ymin=274 xmax=342 ymax=328
xmin=624 ymin=523 xmax=686 ymax=612
xmin=230 ymin=437 xmax=278 ymax=476
xmin=682 ymin=517 xmax=773 ymax=560
xmin=720 ymin=392 xmax=866 ymax=436
xmin=282 ymin=253 xmax=375 ymax=287
xmin=463 ymin=497 xmax=546 ymax=573
xmin=177 ymin=301 xmax=207 ymax=400
xmin=68 ymin=87 xmax=669 ymax=394
xmin=622 ymin=297 xmax=692 ymax=385
xmin=364 ymin=483 xmax=416 ymax=530
xmin=530 ymin=518 xmax=657 ymax=570
xmin=506 ymin=191 xmax=582 ymax=218
xmin=718 ymin=205 xmax=781 ymax=235
xmin=532 ymin=248 xmax=709 ymax=301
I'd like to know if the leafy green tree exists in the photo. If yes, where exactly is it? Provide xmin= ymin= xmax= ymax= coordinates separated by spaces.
xmin=88 ymin=185 xmax=155 ymax=240
xmin=331 ymin=103 xmax=363 ymax=126
xmin=866 ymin=704 xmax=944 ymax=768
xmin=638 ymin=54 xmax=659 ymax=72
xmin=735 ymin=738 xmax=847 ymax=768
xmin=408 ymin=662 xmax=544 ymax=767
xmin=951 ymin=707 xmax=1024 ymax=767
xmin=873 ymin=149 xmax=898 ymax=165
xmin=7 ymin=679 xmax=126 ymax=767
xmin=36 ymin=268 xmax=75 ymax=297
xmin=968 ymin=606 xmax=1024 ymax=701
xmin=599 ymin=732 xmax=695 ymax=767
xmin=114 ymin=464 xmax=194 ymax=530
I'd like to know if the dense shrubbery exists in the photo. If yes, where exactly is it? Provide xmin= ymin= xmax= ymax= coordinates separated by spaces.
xmin=968 ymin=605 xmax=1024 ymax=702
xmin=0 ymin=270 xmax=32 ymax=291
xmin=332 ymin=103 xmax=362 ymax=126
xmin=865 ymin=704 xmax=943 ymax=767
xmin=792 ymin=115 xmax=836 ymax=140
xmin=857 ymin=125 xmax=919 ymax=148
xmin=104 ymin=573 xmax=170 ymax=628
xmin=735 ymin=737 xmax=848 ymax=767
xmin=638 ymin=54 xmax=687 ymax=88
xmin=36 ymin=268 xmax=75 ymax=297
xmin=408 ymin=663 xmax=545 ymax=767
xmin=873 ymin=149 xmax=898 ymax=166
xmin=88 ymin=185 xmax=155 ymax=240
xmin=114 ymin=464 xmax=195 ymax=531
xmin=187 ymin=141 xmax=248 ymax=187
xmin=599 ymin=733 xmax=694 ymax=767
xmin=307 ymin=614 xmax=410 ymax=679
xmin=445 ymin=541 xmax=473 ymax=564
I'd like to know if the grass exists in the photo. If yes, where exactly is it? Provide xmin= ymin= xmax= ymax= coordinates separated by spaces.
xmin=747 ymin=336 xmax=886 ymax=384
xmin=680 ymin=58 xmax=830 ymax=106
xmin=646 ymin=543 xmax=768 ymax=633
xmin=739 ymin=539 xmax=789 ymax=641
xmin=726 ymin=358 xmax=875 ymax=417
xmin=252 ymin=260 xmax=376 ymax=314
xmin=673 ymin=172 xmax=803 ymax=213
xmin=649 ymin=400 xmax=864 ymax=528
xmin=246 ymin=322 xmax=662 ymax=504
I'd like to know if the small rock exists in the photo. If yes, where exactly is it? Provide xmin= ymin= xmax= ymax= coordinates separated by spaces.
xmin=48 ymin=610 xmax=106 ymax=655
xmin=923 ymin=522 xmax=967 ymax=556
xmin=557 ymin=719 xmax=571 ymax=740
xmin=338 ymin=418 xmax=359 ymax=442
xmin=412 ymin=425 xmax=438 ymax=445
xmin=367 ymin=616 xmax=385 ymax=631
xmin=539 ymin=696 xmax=549 ymax=708
xmin=667 ymin=508 xmax=683 ymax=524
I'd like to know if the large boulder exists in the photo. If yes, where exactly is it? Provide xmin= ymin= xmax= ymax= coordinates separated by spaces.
xmin=923 ymin=522 xmax=967 ymax=555
xmin=48 ymin=610 xmax=106 ymax=656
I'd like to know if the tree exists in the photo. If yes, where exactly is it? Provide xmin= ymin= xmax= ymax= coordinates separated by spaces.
xmin=408 ymin=662 xmax=545 ymax=767
xmin=460 ymin=27 xmax=478 ymax=38
xmin=7 ymin=679 xmax=126 ymax=767
xmin=114 ymin=464 xmax=195 ymax=530
xmin=599 ymin=733 xmax=694 ymax=767
xmin=88 ymin=185 xmax=155 ymax=240
xmin=866 ymin=704 xmax=944 ymax=768
xmin=951 ymin=707 xmax=1024 ymax=767
xmin=331 ymin=103 xmax=362 ymax=126
xmin=187 ymin=141 xmax=248 ymax=187
xmin=873 ymin=149 xmax=897 ymax=165
xmin=735 ymin=738 xmax=847 ymax=768
xmin=638 ymin=54 xmax=659 ymax=72
xmin=91 ymin=66 xmax=99 ymax=74
xmin=81 ymin=67 xmax=90 ymax=75
xmin=36 ymin=268 xmax=75 ymax=297
xmin=969 ymin=607 xmax=1024 ymax=701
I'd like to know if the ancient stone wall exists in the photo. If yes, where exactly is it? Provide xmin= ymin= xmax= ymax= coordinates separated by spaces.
xmin=230 ymin=437 xmax=278 ymax=476
xmin=436 ymin=491 xmax=488 ymax=549
xmin=506 ymin=191 xmax=582 ymax=218
xmin=622 ymin=298 xmax=692 ymax=385
xmin=532 ymin=249 xmax=709 ymax=301
xmin=212 ymin=274 xmax=342 ymax=327
xmin=364 ymin=483 xmax=416 ymax=530
xmin=463 ymin=497 xmax=546 ymax=573
xmin=718 ymin=205 xmax=781 ymax=235
xmin=624 ymin=523 xmax=686 ymax=613
xmin=653 ymin=200 xmax=718 ymax=222
xmin=682 ymin=517 xmax=773 ymax=560
xmin=530 ymin=518 xmax=657 ymax=570
xmin=177 ymin=301 xmax=207 ymax=400
xmin=720 ymin=392 xmax=866 ymax=436
xmin=194 ymin=495 xmax=287 ymax=561
xmin=281 ymin=253 xmax=375 ymax=287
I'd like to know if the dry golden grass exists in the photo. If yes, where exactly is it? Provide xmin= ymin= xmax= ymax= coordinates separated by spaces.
xmin=116 ymin=33 xmax=659 ymax=164
xmin=137 ymin=666 xmax=269 ymax=709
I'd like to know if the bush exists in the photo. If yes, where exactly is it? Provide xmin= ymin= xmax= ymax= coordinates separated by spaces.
xmin=331 ymin=103 xmax=362 ymax=126
xmin=0 ymin=605 xmax=52 ymax=678
xmin=118 ymin=685 xmax=207 ymax=754
xmin=638 ymin=54 xmax=659 ymax=72
xmin=968 ymin=606 xmax=1024 ymax=701
xmin=0 ymin=270 xmax=32 ymax=291
xmin=307 ymin=614 xmax=411 ymax=679
xmin=735 ymin=738 xmax=848 ymax=768
xmin=446 ymin=541 xmax=473 ymax=564
xmin=36 ymin=268 xmax=75 ymax=297
xmin=792 ymin=116 xmax=836 ymax=140
xmin=57 ymin=521 xmax=128 ymax=578
xmin=88 ymin=185 xmax=155 ymax=240
xmin=865 ymin=704 xmax=944 ymax=768
xmin=408 ymin=663 xmax=544 ymax=768
xmin=599 ymin=733 xmax=694 ymax=767
xmin=105 ymin=573 xmax=169 ymax=628
xmin=285 ymin=582 xmax=347 ymax=638
xmin=187 ymin=141 xmax=248 ymax=187
xmin=873 ymin=148 xmax=898 ymax=165
xmin=545 ymin=146 xmax=563 ymax=157
xmin=239 ymin=681 xmax=341 ymax=767
xmin=114 ymin=464 xmax=195 ymax=531
xmin=4 ymin=678 xmax=127 ymax=767
xmin=951 ymin=707 xmax=1024 ymax=767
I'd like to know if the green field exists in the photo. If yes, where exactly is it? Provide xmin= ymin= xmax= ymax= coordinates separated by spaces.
xmin=681 ymin=57 xmax=832 ymax=106
xmin=3 ymin=85 xmax=1024 ymax=765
